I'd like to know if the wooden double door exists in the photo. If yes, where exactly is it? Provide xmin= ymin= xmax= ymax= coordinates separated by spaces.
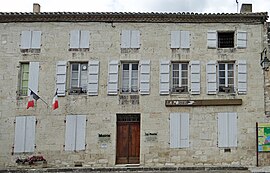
xmin=116 ymin=114 xmax=140 ymax=164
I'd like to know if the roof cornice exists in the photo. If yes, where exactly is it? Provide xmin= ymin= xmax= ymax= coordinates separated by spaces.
xmin=0 ymin=12 xmax=268 ymax=23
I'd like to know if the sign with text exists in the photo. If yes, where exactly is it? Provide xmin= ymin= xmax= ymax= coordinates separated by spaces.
xmin=258 ymin=123 xmax=270 ymax=152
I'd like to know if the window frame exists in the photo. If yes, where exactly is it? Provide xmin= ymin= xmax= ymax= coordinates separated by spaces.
xmin=69 ymin=62 xmax=88 ymax=94
xmin=20 ymin=30 xmax=42 ymax=53
xmin=217 ymin=31 xmax=235 ymax=48
xmin=19 ymin=63 xmax=30 ymax=96
xmin=218 ymin=61 xmax=235 ymax=93
xmin=120 ymin=62 xmax=139 ymax=94
xmin=171 ymin=62 xmax=189 ymax=94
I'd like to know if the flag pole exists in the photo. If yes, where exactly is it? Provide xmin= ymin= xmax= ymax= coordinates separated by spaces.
xmin=28 ymin=88 xmax=49 ymax=108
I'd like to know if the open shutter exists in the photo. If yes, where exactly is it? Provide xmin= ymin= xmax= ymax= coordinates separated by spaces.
xmin=28 ymin=62 xmax=39 ymax=96
xmin=31 ymin=31 xmax=42 ymax=49
xmin=207 ymin=30 xmax=217 ymax=48
xmin=206 ymin=61 xmax=217 ymax=94
xmin=180 ymin=113 xmax=189 ymax=148
xmin=70 ymin=30 xmax=80 ymax=48
xmin=160 ymin=61 xmax=170 ymax=95
xmin=56 ymin=61 xmax=67 ymax=96
xmin=65 ymin=115 xmax=76 ymax=151
xmin=121 ymin=30 xmax=131 ymax=48
xmin=228 ymin=113 xmax=237 ymax=147
xmin=190 ymin=61 xmax=200 ymax=94
xmin=131 ymin=30 xmax=140 ymax=48
xmin=80 ymin=30 xmax=90 ymax=48
xmin=88 ymin=61 xmax=99 ymax=96
xmin=140 ymin=60 xmax=150 ymax=95
xmin=238 ymin=60 xmax=247 ymax=94
xmin=237 ymin=31 xmax=247 ymax=48
xmin=20 ymin=31 xmax=31 ymax=49
xmin=171 ymin=31 xmax=180 ymax=48
xmin=180 ymin=31 xmax=190 ymax=48
xmin=75 ymin=115 xmax=86 ymax=151
xmin=14 ymin=116 xmax=26 ymax=153
xmin=24 ymin=116 xmax=36 ymax=152
xmin=170 ymin=113 xmax=180 ymax=148
xmin=218 ymin=113 xmax=228 ymax=147
xmin=107 ymin=60 xmax=119 ymax=95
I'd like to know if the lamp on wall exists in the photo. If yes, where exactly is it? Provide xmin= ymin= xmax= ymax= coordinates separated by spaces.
xmin=260 ymin=48 xmax=270 ymax=71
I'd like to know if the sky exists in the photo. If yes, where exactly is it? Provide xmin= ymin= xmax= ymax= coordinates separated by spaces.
xmin=0 ymin=0 xmax=269 ymax=14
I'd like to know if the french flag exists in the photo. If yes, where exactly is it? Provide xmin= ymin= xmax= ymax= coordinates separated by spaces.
xmin=27 ymin=90 xmax=40 ymax=109
xmin=52 ymin=90 xmax=59 ymax=110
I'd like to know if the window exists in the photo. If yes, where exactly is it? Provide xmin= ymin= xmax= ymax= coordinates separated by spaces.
xmin=171 ymin=63 xmax=188 ymax=93
xmin=69 ymin=30 xmax=90 ymax=50
xmin=170 ymin=113 xmax=189 ymax=148
xmin=18 ymin=62 xmax=39 ymax=96
xmin=65 ymin=115 xmax=86 ymax=151
xmin=218 ymin=112 xmax=237 ymax=147
xmin=14 ymin=116 xmax=36 ymax=153
xmin=121 ymin=30 xmax=140 ymax=49
xmin=218 ymin=32 xmax=234 ymax=48
xmin=20 ymin=30 xmax=41 ymax=53
xmin=170 ymin=31 xmax=190 ymax=49
xmin=218 ymin=62 xmax=234 ymax=93
xmin=70 ymin=63 xmax=88 ymax=94
xmin=19 ymin=63 xmax=29 ymax=96
xmin=121 ymin=63 xmax=139 ymax=93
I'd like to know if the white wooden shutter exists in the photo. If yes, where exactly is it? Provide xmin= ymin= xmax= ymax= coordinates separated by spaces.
xmin=131 ymin=30 xmax=140 ymax=48
xmin=171 ymin=31 xmax=180 ymax=48
xmin=207 ymin=30 xmax=217 ymax=48
xmin=190 ymin=61 xmax=200 ymax=94
xmin=180 ymin=31 xmax=190 ymax=48
xmin=87 ymin=61 xmax=99 ymax=96
xmin=160 ymin=61 xmax=170 ymax=95
xmin=80 ymin=30 xmax=90 ymax=48
xmin=121 ymin=30 xmax=131 ymax=48
xmin=237 ymin=31 xmax=247 ymax=48
xmin=20 ymin=31 xmax=31 ymax=49
xmin=206 ymin=61 xmax=217 ymax=94
xmin=65 ymin=115 xmax=76 ymax=151
xmin=218 ymin=113 xmax=237 ymax=147
xmin=237 ymin=60 xmax=247 ymax=94
xmin=24 ymin=116 xmax=36 ymax=152
xmin=140 ymin=60 xmax=150 ymax=95
xmin=56 ymin=61 xmax=67 ymax=96
xmin=75 ymin=115 xmax=86 ymax=150
xmin=107 ymin=60 xmax=119 ymax=95
xmin=28 ymin=62 xmax=39 ymax=96
xmin=70 ymin=30 xmax=80 ymax=48
xmin=170 ymin=113 xmax=189 ymax=148
xmin=14 ymin=116 xmax=26 ymax=153
xmin=31 ymin=31 xmax=42 ymax=49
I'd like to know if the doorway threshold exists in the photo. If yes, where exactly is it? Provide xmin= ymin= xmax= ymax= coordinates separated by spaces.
xmin=115 ymin=164 xmax=140 ymax=167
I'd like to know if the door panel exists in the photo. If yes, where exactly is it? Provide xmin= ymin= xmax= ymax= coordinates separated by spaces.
xmin=116 ymin=122 xmax=129 ymax=164
xmin=128 ymin=122 xmax=140 ymax=164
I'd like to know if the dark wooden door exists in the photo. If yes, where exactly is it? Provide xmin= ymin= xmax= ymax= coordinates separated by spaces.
xmin=116 ymin=115 xmax=140 ymax=164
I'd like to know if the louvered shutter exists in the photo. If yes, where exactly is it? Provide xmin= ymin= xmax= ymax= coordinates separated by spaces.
xmin=107 ymin=60 xmax=119 ymax=95
xmin=80 ymin=30 xmax=90 ymax=48
xmin=180 ymin=113 xmax=189 ymax=148
xmin=65 ymin=115 xmax=76 ymax=151
xmin=88 ymin=61 xmax=99 ymax=96
xmin=28 ymin=62 xmax=39 ymax=96
xmin=14 ymin=116 xmax=26 ymax=153
xmin=20 ymin=31 xmax=31 ymax=49
xmin=56 ymin=61 xmax=67 ymax=96
xmin=70 ymin=30 xmax=80 ymax=48
xmin=237 ymin=31 xmax=247 ymax=48
xmin=171 ymin=31 xmax=180 ymax=48
xmin=75 ymin=115 xmax=86 ymax=150
xmin=24 ymin=116 xmax=36 ymax=152
xmin=228 ymin=113 xmax=237 ymax=147
xmin=31 ymin=31 xmax=42 ymax=49
xmin=131 ymin=30 xmax=140 ymax=48
xmin=218 ymin=113 xmax=228 ymax=147
xmin=190 ymin=61 xmax=200 ymax=94
xmin=206 ymin=61 xmax=217 ymax=94
xmin=238 ymin=60 xmax=247 ymax=94
xmin=160 ymin=61 xmax=170 ymax=95
xmin=140 ymin=60 xmax=150 ymax=95
xmin=170 ymin=113 xmax=180 ymax=148
xmin=180 ymin=31 xmax=190 ymax=48
xmin=121 ymin=30 xmax=131 ymax=48
xmin=207 ymin=30 xmax=217 ymax=48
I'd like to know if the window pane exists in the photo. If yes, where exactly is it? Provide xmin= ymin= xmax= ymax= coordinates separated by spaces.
xmin=228 ymin=78 xmax=234 ymax=85
xmin=219 ymin=71 xmax=225 ymax=77
xmin=182 ymin=79 xmax=188 ymax=85
xmin=219 ymin=64 xmax=225 ymax=70
xmin=72 ymin=64 xmax=79 ymax=71
xmin=80 ymin=70 xmax=88 ymax=91
xmin=132 ymin=64 xmax=138 ymax=70
xmin=228 ymin=71 xmax=234 ymax=77
xmin=20 ymin=63 xmax=29 ymax=96
xmin=182 ymin=71 xmax=188 ymax=78
xmin=182 ymin=64 xmax=188 ymax=70
xmin=219 ymin=78 xmax=225 ymax=85
xmin=173 ymin=71 xmax=179 ymax=78
xmin=228 ymin=64 xmax=234 ymax=70
xmin=123 ymin=64 xmax=129 ymax=70
xmin=172 ymin=64 xmax=179 ymax=70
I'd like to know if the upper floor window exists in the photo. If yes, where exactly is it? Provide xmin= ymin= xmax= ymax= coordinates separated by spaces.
xmin=170 ymin=31 xmax=190 ymax=49
xmin=20 ymin=31 xmax=41 ymax=53
xmin=69 ymin=30 xmax=90 ymax=51
xmin=207 ymin=30 xmax=247 ymax=49
xmin=19 ymin=63 xmax=29 ymax=96
xmin=121 ymin=63 xmax=139 ymax=93
xmin=121 ymin=30 xmax=140 ymax=49
xmin=70 ymin=63 xmax=88 ymax=94
xmin=218 ymin=63 xmax=234 ymax=93
xmin=171 ymin=63 xmax=188 ymax=93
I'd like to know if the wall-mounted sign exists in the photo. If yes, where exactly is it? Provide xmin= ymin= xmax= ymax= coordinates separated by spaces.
xmin=98 ymin=134 xmax=111 ymax=143
xmin=165 ymin=99 xmax=242 ymax=107
xmin=145 ymin=132 xmax=158 ymax=142
xmin=258 ymin=123 xmax=270 ymax=152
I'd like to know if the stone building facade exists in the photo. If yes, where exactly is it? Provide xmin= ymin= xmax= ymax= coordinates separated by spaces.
xmin=0 ymin=4 xmax=268 ymax=168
